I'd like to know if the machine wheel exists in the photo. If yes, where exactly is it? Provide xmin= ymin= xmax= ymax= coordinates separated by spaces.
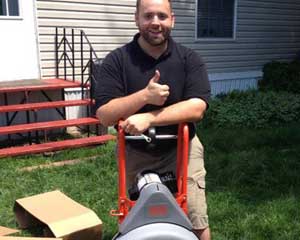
xmin=114 ymin=222 xmax=198 ymax=240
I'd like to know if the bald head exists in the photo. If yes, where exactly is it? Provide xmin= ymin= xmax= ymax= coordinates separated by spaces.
xmin=136 ymin=0 xmax=172 ymax=12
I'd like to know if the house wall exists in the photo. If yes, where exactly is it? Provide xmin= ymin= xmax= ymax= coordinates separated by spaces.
xmin=0 ymin=0 xmax=40 ymax=81
xmin=36 ymin=0 xmax=300 ymax=95
xmin=192 ymin=0 xmax=300 ymax=94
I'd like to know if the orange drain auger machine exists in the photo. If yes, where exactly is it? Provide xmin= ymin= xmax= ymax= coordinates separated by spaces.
xmin=111 ymin=123 xmax=198 ymax=240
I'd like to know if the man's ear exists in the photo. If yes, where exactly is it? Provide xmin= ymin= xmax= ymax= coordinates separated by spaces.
xmin=135 ymin=11 xmax=139 ymax=27
xmin=171 ymin=12 xmax=175 ymax=28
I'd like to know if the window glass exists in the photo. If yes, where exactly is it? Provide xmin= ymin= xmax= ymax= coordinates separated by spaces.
xmin=0 ymin=0 xmax=19 ymax=16
xmin=0 ymin=0 xmax=7 ymax=16
xmin=9 ymin=0 xmax=19 ymax=16
xmin=197 ymin=0 xmax=235 ymax=38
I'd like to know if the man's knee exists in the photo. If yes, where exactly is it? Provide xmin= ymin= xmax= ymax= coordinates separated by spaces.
xmin=193 ymin=227 xmax=211 ymax=240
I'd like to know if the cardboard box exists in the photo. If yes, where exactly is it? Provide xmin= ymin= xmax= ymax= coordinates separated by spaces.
xmin=0 ymin=226 xmax=19 ymax=236
xmin=0 ymin=237 xmax=60 ymax=240
xmin=0 ymin=226 xmax=59 ymax=240
xmin=13 ymin=190 xmax=102 ymax=240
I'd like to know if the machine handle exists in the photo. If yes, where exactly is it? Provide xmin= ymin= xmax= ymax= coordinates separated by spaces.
xmin=124 ymin=126 xmax=178 ymax=143
xmin=125 ymin=134 xmax=177 ymax=143
xmin=116 ymin=121 xmax=189 ymax=223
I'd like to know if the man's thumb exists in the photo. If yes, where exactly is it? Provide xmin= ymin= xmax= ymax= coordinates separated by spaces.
xmin=150 ymin=70 xmax=160 ymax=83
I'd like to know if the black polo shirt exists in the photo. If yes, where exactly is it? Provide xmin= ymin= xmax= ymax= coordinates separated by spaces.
xmin=95 ymin=34 xmax=211 ymax=152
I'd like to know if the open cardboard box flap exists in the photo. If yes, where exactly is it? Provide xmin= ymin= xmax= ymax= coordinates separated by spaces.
xmin=0 ymin=226 xmax=59 ymax=240
xmin=13 ymin=190 xmax=102 ymax=240
xmin=0 ymin=226 xmax=19 ymax=236
xmin=0 ymin=237 xmax=60 ymax=240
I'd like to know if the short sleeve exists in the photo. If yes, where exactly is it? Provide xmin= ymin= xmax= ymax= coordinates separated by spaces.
xmin=94 ymin=50 xmax=125 ymax=111
xmin=183 ymin=50 xmax=211 ymax=106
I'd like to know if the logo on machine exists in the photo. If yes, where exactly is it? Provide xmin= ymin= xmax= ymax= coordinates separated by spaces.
xmin=147 ymin=204 xmax=169 ymax=218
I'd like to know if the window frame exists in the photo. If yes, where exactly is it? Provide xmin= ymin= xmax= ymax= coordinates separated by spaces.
xmin=195 ymin=0 xmax=238 ymax=42
xmin=0 ymin=0 xmax=22 ymax=20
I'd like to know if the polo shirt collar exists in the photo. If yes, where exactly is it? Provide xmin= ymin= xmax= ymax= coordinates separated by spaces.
xmin=132 ymin=33 xmax=173 ymax=60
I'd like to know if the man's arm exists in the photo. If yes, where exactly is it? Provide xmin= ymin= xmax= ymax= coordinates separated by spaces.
xmin=96 ymin=70 xmax=169 ymax=126
xmin=96 ymin=89 xmax=148 ymax=127
xmin=120 ymin=98 xmax=207 ymax=135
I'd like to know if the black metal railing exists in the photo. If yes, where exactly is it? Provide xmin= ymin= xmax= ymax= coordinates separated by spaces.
xmin=55 ymin=27 xmax=99 ymax=118
xmin=55 ymin=27 xmax=98 ymax=99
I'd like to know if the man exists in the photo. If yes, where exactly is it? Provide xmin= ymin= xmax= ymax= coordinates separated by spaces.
xmin=95 ymin=0 xmax=211 ymax=239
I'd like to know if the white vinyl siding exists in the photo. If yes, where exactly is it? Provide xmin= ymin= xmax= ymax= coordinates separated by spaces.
xmin=36 ymin=0 xmax=300 ymax=94
xmin=171 ymin=0 xmax=300 ymax=74
xmin=36 ymin=0 xmax=138 ymax=78
xmin=36 ymin=0 xmax=202 ymax=78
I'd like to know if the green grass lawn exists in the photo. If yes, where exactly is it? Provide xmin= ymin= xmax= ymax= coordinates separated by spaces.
xmin=1 ymin=123 xmax=300 ymax=239
xmin=200 ymin=123 xmax=300 ymax=239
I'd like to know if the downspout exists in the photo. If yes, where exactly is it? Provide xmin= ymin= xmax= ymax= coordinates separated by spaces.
xmin=32 ymin=0 xmax=42 ymax=79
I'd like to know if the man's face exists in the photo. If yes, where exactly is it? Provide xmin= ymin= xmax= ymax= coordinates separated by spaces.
xmin=135 ymin=0 xmax=174 ymax=47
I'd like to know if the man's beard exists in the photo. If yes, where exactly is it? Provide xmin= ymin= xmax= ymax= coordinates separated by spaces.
xmin=140 ymin=28 xmax=171 ymax=46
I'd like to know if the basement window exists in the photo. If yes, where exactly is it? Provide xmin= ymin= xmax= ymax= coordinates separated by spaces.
xmin=196 ymin=0 xmax=236 ymax=40
xmin=0 ymin=0 xmax=20 ymax=16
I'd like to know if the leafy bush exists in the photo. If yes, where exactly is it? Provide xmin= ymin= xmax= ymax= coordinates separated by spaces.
xmin=259 ymin=60 xmax=300 ymax=93
xmin=199 ymin=90 xmax=300 ymax=129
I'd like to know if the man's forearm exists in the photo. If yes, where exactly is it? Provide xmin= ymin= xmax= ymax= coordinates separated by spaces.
xmin=148 ymin=98 xmax=207 ymax=127
xmin=96 ymin=89 xmax=148 ymax=126
xmin=120 ymin=98 xmax=207 ymax=135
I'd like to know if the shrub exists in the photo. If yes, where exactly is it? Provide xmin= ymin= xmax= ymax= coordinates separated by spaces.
xmin=259 ymin=60 xmax=300 ymax=93
xmin=199 ymin=90 xmax=300 ymax=129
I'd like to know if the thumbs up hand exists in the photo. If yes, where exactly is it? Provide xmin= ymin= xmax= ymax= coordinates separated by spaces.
xmin=145 ymin=70 xmax=169 ymax=106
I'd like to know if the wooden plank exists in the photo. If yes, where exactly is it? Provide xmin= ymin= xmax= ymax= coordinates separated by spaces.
xmin=19 ymin=156 xmax=98 ymax=172
xmin=0 ymin=117 xmax=99 ymax=135
xmin=0 ymin=135 xmax=115 ymax=158
xmin=0 ymin=99 xmax=91 ymax=113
